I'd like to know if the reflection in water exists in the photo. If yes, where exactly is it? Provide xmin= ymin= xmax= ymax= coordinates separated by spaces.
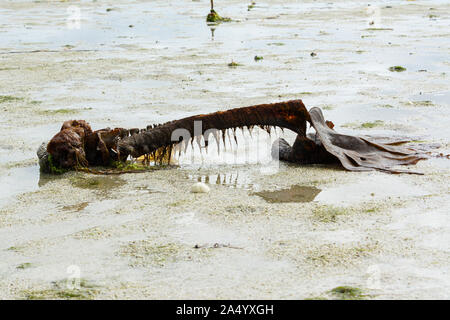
xmin=188 ymin=171 xmax=258 ymax=191
xmin=61 ymin=202 xmax=89 ymax=212
xmin=252 ymin=185 xmax=321 ymax=203
xmin=38 ymin=171 xmax=65 ymax=187
xmin=134 ymin=185 xmax=165 ymax=194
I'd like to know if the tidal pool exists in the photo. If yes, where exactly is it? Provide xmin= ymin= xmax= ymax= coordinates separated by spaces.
xmin=253 ymin=185 xmax=321 ymax=203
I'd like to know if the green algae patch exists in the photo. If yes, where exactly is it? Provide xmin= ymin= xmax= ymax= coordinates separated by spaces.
xmin=0 ymin=95 xmax=23 ymax=104
xmin=206 ymin=10 xmax=231 ymax=23
xmin=321 ymin=105 xmax=334 ymax=110
xmin=306 ymin=245 xmax=372 ymax=267
xmin=307 ymin=286 xmax=371 ymax=300
xmin=40 ymin=109 xmax=77 ymax=115
xmin=167 ymin=199 xmax=190 ymax=207
xmin=330 ymin=286 xmax=368 ymax=300
xmin=16 ymin=263 xmax=33 ymax=270
xmin=361 ymin=120 xmax=384 ymax=128
xmin=365 ymin=28 xmax=393 ymax=31
xmin=69 ymin=174 xmax=124 ymax=190
xmin=342 ymin=120 xmax=384 ymax=129
xmin=112 ymin=161 xmax=147 ymax=171
xmin=389 ymin=66 xmax=406 ymax=72
xmin=47 ymin=154 xmax=68 ymax=175
xmin=7 ymin=246 xmax=23 ymax=252
xmin=22 ymin=279 xmax=100 ymax=300
xmin=407 ymin=100 xmax=434 ymax=107
xmin=122 ymin=242 xmax=182 ymax=267
xmin=109 ymin=160 xmax=170 ymax=173
xmin=38 ymin=107 xmax=92 ymax=115
xmin=312 ymin=205 xmax=348 ymax=223
xmin=228 ymin=61 xmax=242 ymax=68
xmin=268 ymin=239 xmax=380 ymax=269
xmin=72 ymin=226 xmax=114 ymax=240
xmin=120 ymin=240 xmax=212 ymax=267
xmin=0 ymin=67 xmax=18 ymax=71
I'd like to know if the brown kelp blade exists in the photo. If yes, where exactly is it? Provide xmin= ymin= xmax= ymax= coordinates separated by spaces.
xmin=117 ymin=100 xmax=310 ymax=159
xmin=308 ymin=107 xmax=427 ymax=174
xmin=40 ymin=100 xmax=430 ymax=175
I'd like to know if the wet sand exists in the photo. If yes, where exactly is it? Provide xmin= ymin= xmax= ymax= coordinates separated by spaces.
xmin=0 ymin=0 xmax=449 ymax=299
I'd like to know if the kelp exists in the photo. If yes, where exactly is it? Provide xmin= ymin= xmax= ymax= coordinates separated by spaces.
xmin=39 ymin=100 xmax=428 ymax=174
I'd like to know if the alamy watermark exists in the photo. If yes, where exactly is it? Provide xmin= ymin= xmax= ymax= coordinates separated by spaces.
xmin=169 ymin=121 xmax=281 ymax=173
xmin=66 ymin=6 xmax=81 ymax=30
xmin=66 ymin=265 xmax=81 ymax=290
xmin=366 ymin=264 xmax=382 ymax=290
xmin=366 ymin=5 xmax=381 ymax=26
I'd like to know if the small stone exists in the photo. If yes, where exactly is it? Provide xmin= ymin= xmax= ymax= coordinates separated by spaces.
xmin=191 ymin=182 xmax=210 ymax=193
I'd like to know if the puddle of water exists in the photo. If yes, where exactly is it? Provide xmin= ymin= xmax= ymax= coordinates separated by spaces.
xmin=383 ymin=52 xmax=448 ymax=74
xmin=329 ymin=103 xmax=408 ymax=128
xmin=0 ymin=2 xmax=212 ymax=53
xmin=252 ymin=185 xmax=321 ymax=203
xmin=315 ymin=175 xmax=430 ymax=206
xmin=0 ymin=165 xmax=40 ymax=208
xmin=69 ymin=174 xmax=125 ymax=191
xmin=411 ymin=91 xmax=450 ymax=106
xmin=0 ymin=145 xmax=15 ymax=163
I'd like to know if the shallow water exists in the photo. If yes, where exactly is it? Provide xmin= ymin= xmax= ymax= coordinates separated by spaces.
xmin=0 ymin=0 xmax=449 ymax=299
xmin=253 ymin=185 xmax=321 ymax=203
xmin=0 ymin=165 xmax=40 ymax=206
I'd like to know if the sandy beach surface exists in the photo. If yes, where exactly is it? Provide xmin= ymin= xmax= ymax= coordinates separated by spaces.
xmin=0 ymin=0 xmax=449 ymax=299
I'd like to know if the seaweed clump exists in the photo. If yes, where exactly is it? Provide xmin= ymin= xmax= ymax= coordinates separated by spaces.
xmin=22 ymin=279 xmax=100 ymax=300
xmin=227 ymin=61 xmax=242 ymax=67
xmin=389 ymin=66 xmax=406 ymax=72
xmin=47 ymin=154 xmax=68 ymax=175
xmin=206 ymin=1 xmax=231 ymax=23
xmin=329 ymin=286 xmax=368 ymax=300
xmin=207 ymin=10 xmax=231 ymax=23
xmin=112 ymin=161 xmax=147 ymax=171
xmin=0 ymin=95 xmax=23 ymax=104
